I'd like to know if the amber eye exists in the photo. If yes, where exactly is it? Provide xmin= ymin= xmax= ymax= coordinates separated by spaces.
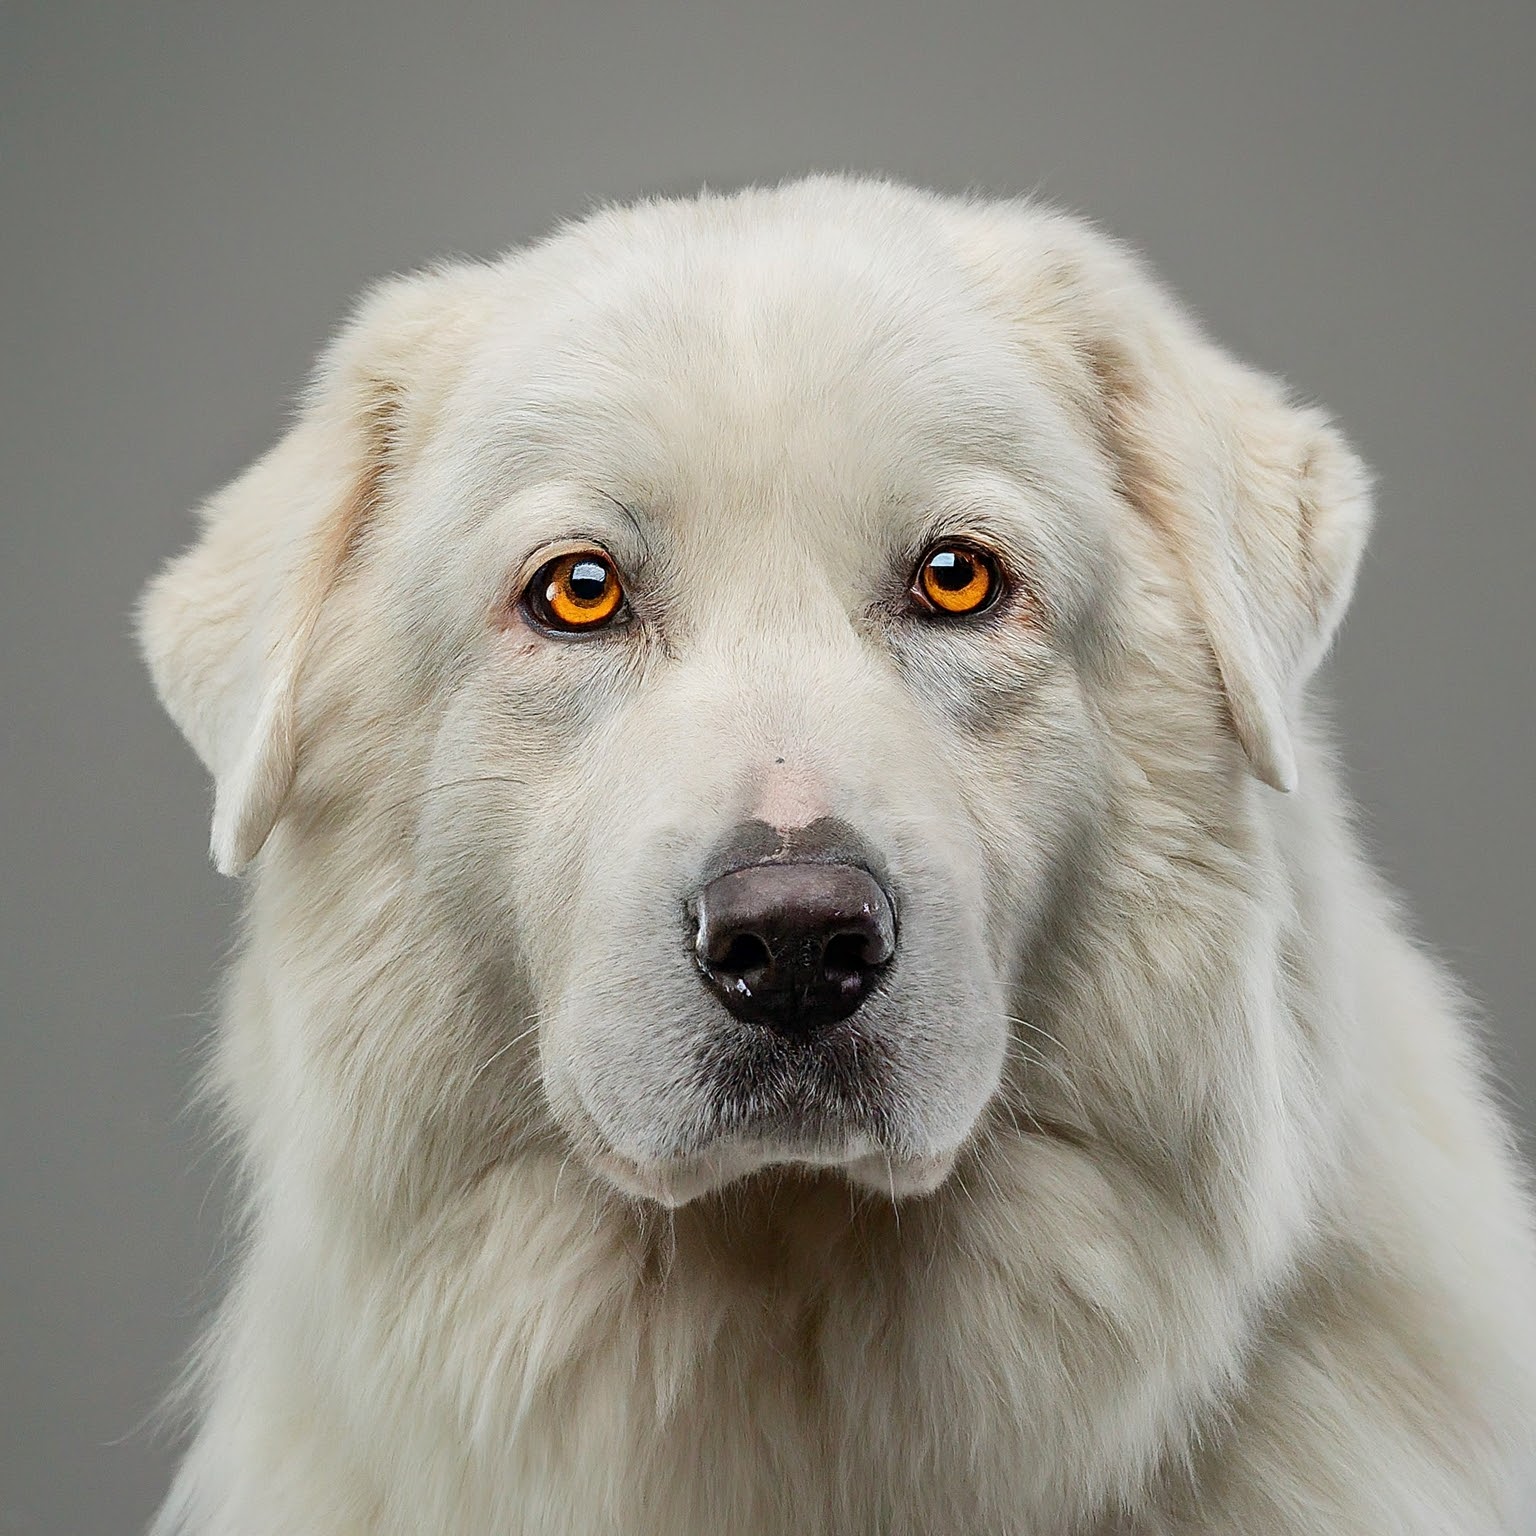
xmin=522 ymin=549 xmax=627 ymax=633
xmin=911 ymin=543 xmax=1002 ymax=617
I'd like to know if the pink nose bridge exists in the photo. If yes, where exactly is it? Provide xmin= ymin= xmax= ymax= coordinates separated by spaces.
xmin=751 ymin=758 xmax=831 ymax=832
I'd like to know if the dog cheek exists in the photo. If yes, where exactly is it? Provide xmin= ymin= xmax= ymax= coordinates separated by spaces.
xmin=547 ymin=948 xmax=719 ymax=1164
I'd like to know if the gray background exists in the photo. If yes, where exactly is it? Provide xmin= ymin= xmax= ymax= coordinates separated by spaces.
xmin=3 ymin=3 xmax=1531 ymax=1531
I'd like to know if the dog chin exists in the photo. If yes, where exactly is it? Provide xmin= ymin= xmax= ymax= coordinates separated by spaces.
xmin=587 ymin=1139 xmax=961 ymax=1208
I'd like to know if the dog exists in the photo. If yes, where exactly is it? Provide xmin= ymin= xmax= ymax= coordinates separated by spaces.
xmin=139 ymin=176 xmax=1536 ymax=1533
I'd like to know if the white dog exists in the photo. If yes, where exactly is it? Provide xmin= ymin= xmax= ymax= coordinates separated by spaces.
xmin=140 ymin=176 xmax=1536 ymax=1533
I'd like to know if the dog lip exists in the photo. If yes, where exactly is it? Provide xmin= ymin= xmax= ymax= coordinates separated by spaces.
xmin=570 ymin=1068 xmax=923 ymax=1207
xmin=586 ymin=1137 xmax=960 ymax=1208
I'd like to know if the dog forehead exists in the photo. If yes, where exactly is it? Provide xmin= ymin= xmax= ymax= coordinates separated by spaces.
xmin=389 ymin=198 xmax=1117 ymax=636
xmin=449 ymin=217 xmax=1047 ymax=517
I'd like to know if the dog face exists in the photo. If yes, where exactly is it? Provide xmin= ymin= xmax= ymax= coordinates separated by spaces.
xmin=140 ymin=179 xmax=1370 ymax=1211
xmin=401 ymin=246 xmax=1124 ymax=1206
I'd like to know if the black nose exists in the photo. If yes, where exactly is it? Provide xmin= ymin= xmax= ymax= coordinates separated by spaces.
xmin=693 ymin=862 xmax=897 ymax=1035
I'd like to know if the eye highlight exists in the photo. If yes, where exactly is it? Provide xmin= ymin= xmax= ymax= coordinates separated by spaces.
xmin=522 ymin=549 xmax=627 ymax=633
xmin=911 ymin=543 xmax=1003 ymax=618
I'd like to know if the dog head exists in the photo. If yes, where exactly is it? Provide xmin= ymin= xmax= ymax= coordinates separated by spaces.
xmin=140 ymin=178 xmax=1369 ymax=1212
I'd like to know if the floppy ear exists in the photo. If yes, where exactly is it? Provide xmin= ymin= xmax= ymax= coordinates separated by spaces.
xmin=138 ymin=266 xmax=492 ymax=873
xmin=958 ymin=209 xmax=1374 ymax=791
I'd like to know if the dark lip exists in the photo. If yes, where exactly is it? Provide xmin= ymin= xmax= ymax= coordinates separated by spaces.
xmin=686 ymin=1015 xmax=899 ymax=1152
xmin=674 ymin=1102 xmax=887 ymax=1161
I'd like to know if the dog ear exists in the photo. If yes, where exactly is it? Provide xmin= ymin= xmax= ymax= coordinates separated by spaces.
xmin=956 ymin=210 xmax=1374 ymax=792
xmin=138 ymin=266 xmax=492 ymax=873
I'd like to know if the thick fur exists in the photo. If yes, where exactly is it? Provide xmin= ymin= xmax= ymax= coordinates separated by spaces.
xmin=140 ymin=177 xmax=1536 ymax=1534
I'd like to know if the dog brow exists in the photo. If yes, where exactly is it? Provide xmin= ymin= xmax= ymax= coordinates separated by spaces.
xmin=593 ymin=487 xmax=652 ymax=564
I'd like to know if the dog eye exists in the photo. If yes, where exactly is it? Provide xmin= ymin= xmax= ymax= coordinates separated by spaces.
xmin=910 ymin=543 xmax=1003 ymax=618
xmin=522 ymin=549 xmax=628 ymax=633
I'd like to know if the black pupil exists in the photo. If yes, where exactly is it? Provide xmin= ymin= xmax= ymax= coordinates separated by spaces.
xmin=929 ymin=550 xmax=976 ymax=591
xmin=568 ymin=559 xmax=610 ymax=604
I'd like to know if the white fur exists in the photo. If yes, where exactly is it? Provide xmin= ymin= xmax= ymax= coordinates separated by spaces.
xmin=140 ymin=177 xmax=1536 ymax=1534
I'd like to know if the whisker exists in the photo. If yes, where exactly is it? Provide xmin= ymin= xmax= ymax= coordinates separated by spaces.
xmin=1004 ymin=1014 xmax=1072 ymax=1058
xmin=1003 ymin=1014 xmax=1085 ymax=1108
xmin=369 ymin=772 xmax=529 ymax=824
xmin=466 ymin=1017 xmax=542 ymax=1088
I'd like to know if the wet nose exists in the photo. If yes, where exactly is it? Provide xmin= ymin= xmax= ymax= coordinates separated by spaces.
xmin=693 ymin=862 xmax=897 ymax=1035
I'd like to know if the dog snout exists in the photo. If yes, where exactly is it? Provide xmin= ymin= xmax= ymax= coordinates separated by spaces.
xmin=694 ymin=861 xmax=896 ymax=1035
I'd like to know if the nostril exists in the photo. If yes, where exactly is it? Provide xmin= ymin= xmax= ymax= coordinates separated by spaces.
xmin=717 ymin=931 xmax=771 ymax=977
xmin=822 ymin=929 xmax=877 ymax=979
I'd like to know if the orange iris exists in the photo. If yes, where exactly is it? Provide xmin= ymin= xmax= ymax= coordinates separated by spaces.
xmin=526 ymin=550 xmax=625 ymax=632
xmin=914 ymin=544 xmax=999 ymax=616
